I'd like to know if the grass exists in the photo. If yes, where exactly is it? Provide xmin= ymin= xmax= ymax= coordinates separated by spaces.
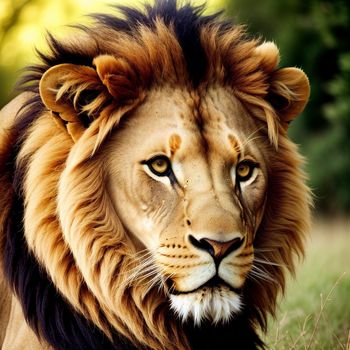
xmin=265 ymin=218 xmax=350 ymax=350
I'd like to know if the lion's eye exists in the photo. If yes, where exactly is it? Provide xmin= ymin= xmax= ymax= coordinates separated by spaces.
xmin=236 ymin=161 xmax=256 ymax=182
xmin=146 ymin=156 xmax=172 ymax=177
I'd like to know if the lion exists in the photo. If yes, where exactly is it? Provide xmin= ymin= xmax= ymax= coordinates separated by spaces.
xmin=0 ymin=1 xmax=311 ymax=349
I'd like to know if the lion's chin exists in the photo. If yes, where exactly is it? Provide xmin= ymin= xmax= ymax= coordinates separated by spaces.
xmin=169 ymin=285 xmax=242 ymax=325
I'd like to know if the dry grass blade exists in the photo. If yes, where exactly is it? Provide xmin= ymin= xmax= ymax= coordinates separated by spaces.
xmin=273 ymin=312 xmax=288 ymax=348
xmin=274 ymin=312 xmax=282 ymax=346
xmin=305 ymin=272 xmax=346 ymax=350
xmin=288 ymin=314 xmax=311 ymax=350
xmin=320 ymin=307 xmax=346 ymax=350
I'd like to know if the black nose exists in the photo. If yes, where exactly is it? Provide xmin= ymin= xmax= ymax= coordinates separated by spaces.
xmin=189 ymin=235 xmax=244 ymax=262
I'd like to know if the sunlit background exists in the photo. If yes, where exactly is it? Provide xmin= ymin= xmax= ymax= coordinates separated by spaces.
xmin=1 ymin=0 xmax=349 ymax=348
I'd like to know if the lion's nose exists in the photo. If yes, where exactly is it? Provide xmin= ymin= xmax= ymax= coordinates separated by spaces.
xmin=189 ymin=235 xmax=244 ymax=261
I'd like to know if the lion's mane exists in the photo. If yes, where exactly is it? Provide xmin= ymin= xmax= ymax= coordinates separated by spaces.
xmin=0 ymin=1 xmax=311 ymax=349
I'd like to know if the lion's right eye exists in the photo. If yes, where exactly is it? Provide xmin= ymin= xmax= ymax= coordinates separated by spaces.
xmin=236 ymin=161 xmax=253 ymax=181
xmin=145 ymin=155 xmax=172 ymax=177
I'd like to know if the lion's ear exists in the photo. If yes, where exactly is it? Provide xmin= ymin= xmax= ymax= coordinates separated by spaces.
xmin=39 ymin=55 xmax=142 ymax=142
xmin=268 ymin=67 xmax=310 ymax=129
xmin=39 ymin=63 xmax=104 ymax=142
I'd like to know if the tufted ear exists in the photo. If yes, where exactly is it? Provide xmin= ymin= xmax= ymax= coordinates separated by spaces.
xmin=39 ymin=55 xmax=142 ymax=142
xmin=254 ymin=42 xmax=310 ymax=130
xmin=268 ymin=67 xmax=310 ymax=129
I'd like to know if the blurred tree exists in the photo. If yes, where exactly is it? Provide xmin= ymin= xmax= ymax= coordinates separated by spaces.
xmin=0 ymin=0 xmax=112 ymax=107
xmin=227 ymin=0 xmax=350 ymax=213
xmin=0 ymin=0 xmax=34 ymax=47
xmin=0 ymin=0 xmax=38 ymax=105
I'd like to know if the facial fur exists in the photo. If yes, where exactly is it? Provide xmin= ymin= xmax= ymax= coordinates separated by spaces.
xmin=104 ymin=86 xmax=267 ymax=324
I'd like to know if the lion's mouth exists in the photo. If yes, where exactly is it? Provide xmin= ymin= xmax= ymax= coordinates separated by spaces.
xmin=169 ymin=276 xmax=242 ymax=296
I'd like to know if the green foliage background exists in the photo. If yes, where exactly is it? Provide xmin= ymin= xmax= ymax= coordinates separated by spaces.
xmin=1 ymin=0 xmax=349 ymax=214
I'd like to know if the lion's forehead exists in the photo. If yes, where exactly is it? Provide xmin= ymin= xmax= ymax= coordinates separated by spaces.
xmin=123 ymin=86 xmax=261 ymax=160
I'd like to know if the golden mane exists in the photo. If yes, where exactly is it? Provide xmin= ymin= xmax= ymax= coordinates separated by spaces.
xmin=0 ymin=1 xmax=311 ymax=349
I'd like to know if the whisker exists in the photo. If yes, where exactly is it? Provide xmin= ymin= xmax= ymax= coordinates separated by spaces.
xmin=246 ymin=272 xmax=266 ymax=286
xmin=124 ymin=263 xmax=158 ymax=281
xmin=112 ymin=247 xmax=180 ymax=297
xmin=249 ymin=264 xmax=277 ymax=284
xmin=241 ymin=126 xmax=264 ymax=148
xmin=143 ymin=273 xmax=164 ymax=295
xmin=123 ymin=251 xmax=156 ymax=269
xmin=120 ymin=257 xmax=158 ymax=286
xmin=248 ymin=270 xmax=274 ymax=284
xmin=118 ymin=258 xmax=156 ymax=277
xmin=242 ymin=135 xmax=263 ymax=149
xmin=124 ymin=250 xmax=155 ymax=267
xmin=254 ymin=257 xmax=286 ymax=267
xmin=254 ymin=248 xmax=276 ymax=253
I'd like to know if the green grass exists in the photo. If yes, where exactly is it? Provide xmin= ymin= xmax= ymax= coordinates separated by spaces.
xmin=265 ymin=219 xmax=350 ymax=350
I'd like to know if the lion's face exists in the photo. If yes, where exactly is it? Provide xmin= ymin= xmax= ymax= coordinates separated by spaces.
xmin=105 ymin=86 xmax=267 ymax=323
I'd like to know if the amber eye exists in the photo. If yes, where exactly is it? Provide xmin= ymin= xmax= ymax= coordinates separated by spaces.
xmin=146 ymin=155 xmax=172 ymax=177
xmin=236 ymin=161 xmax=256 ymax=182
